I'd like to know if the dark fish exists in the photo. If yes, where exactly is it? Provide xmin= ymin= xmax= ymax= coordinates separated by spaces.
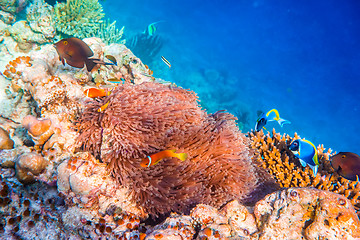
xmin=330 ymin=152 xmax=360 ymax=181
xmin=54 ymin=37 xmax=115 ymax=72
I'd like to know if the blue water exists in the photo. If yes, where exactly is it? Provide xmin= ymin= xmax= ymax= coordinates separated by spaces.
xmin=103 ymin=0 xmax=360 ymax=153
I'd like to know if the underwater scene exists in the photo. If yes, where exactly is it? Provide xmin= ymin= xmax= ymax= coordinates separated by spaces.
xmin=0 ymin=0 xmax=359 ymax=239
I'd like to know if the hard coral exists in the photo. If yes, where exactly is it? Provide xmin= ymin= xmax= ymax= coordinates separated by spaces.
xmin=249 ymin=129 xmax=360 ymax=216
xmin=77 ymin=82 xmax=276 ymax=216
xmin=26 ymin=0 xmax=56 ymax=39
xmin=22 ymin=115 xmax=54 ymax=147
xmin=0 ymin=127 xmax=14 ymax=149
xmin=254 ymin=187 xmax=360 ymax=240
xmin=15 ymin=152 xmax=48 ymax=184
xmin=3 ymin=56 xmax=32 ymax=81
xmin=54 ymin=0 xmax=104 ymax=39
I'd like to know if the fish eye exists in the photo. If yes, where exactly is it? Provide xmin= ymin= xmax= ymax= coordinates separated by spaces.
xmin=341 ymin=155 xmax=346 ymax=158
xmin=63 ymin=41 xmax=68 ymax=45
xmin=293 ymin=142 xmax=298 ymax=146
xmin=131 ymin=59 xmax=138 ymax=64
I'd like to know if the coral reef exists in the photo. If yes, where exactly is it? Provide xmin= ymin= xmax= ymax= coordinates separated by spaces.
xmin=54 ymin=0 xmax=105 ymax=38
xmin=77 ymin=81 xmax=277 ymax=216
xmin=93 ymin=18 xmax=125 ymax=45
xmin=0 ymin=127 xmax=14 ymax=149
xmin=254 ymin=187 xmax=360 ymax=240
xmin=0 ymin=10 xmax=357 ymax=236
xmin=15 ymin=152 xmax=48 ymax=184
xmin=249 ymin=129 xmax=360 ymax=215
xmin=26 ymin=0 xmax=56 ymax=40
xmin=142 ymin=187 xmax=360 ymax=239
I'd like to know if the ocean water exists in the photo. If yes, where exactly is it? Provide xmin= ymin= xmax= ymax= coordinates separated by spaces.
xmin=103 ymin=0 xmax=360 ymax=153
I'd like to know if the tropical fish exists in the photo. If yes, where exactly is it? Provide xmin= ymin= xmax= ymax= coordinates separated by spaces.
xmin=84 ymin=88 xmax=110 ymax=98
xmin=255 ymin=109 xmax=290 ymax=132
xmin=330 ymin=152 xmax=360 ymax=182
xmin=105 ymin=55 xmax=117 ymax=66
xmin=107 ymin=77 xmax=124 ymax=84
xmin=143 ymin=21 xmax=164 ymax=36
xmin=161 ymin=56 xmax=171 ymax=68
xmin=289 ymin=139 xmax=319 ymax=176
xmin=140 ymin=149 xmax=188 ymax=167
xmin=54 ymin=38 xmax=115 ymax=72
xmin=97 ymin=101 xmax=110 ymax=112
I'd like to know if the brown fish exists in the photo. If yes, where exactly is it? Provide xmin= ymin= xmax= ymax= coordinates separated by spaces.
xmin=330 ymin=152 xmax=360 ymax=181
xmin=54 ymin=37 xmax=114 ymax=71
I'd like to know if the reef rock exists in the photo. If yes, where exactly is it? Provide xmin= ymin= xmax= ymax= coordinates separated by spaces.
xmin=254 ymin=187 xmax=360 ymax=240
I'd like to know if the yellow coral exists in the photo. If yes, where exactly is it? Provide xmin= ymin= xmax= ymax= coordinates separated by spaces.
xmin=249 ymin=129 xmax=360 ymax=216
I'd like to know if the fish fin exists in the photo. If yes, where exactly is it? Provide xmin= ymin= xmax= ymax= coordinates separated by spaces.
xmin=299 ymin=159 xmax=307 ymax=168
xmin=277 ymin=118 xmax=291 ymax=127
xmin=84 ymin=59 xmax=97 ymax=71
xmin=177 ymin=153 xmax=188 ymax=161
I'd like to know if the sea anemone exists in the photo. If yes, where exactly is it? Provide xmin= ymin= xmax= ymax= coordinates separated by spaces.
xmin=76 ymin=82 xmax=276 ymax=216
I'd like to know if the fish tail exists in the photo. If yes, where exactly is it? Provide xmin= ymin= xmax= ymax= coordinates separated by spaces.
xmin=176 ymin=153 xmax=188 ymax=161
xmin=277 ymin=118 xmax=291 ymax=127
xmin=85 ymin=59 xmax=97 ymax=72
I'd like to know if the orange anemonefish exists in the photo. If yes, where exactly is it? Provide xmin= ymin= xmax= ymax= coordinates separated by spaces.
xmin=54 ymin=37 xmax=115 ymax=72
xmin=84 ymin=88 xmax=110 ymax=98
xmin=140 ymin=149 xmax=188 ymax=167
xmin=97 ymin=101 xmax=110 ymax=112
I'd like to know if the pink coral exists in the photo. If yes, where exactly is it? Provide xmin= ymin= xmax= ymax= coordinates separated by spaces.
xmin=76 ymin=82 xmax=276 ymax=216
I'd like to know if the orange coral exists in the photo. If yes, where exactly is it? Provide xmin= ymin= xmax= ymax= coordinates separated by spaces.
xmin=22 ymin=115 xmax=55 ymax=148
xmin=2 ymin=56 xmax=32 ymax=80
xmin=0 ymin=127 xmax=14 ymax=150
xmin=76 ymin=82 xmax=277 ymax=216
xmin=249 ymin=129 xmax=360 ymax=215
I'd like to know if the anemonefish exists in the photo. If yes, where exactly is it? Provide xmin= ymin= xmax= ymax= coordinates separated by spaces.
xmin=84 ymin=88 xmax=110 ymax=98
xmin=97 ymin=101 xmax=109 ymax=112
xmin=255 ymin=109 xmax=290 ymax=132
xmin=140 ymin=149 xmax=188 ymax=167
xmin=330 ymin=152 xmax=360 ymax=182
xmin=54 ymin=38 xmax=116 ymax=72
xmin=289 ymin=139 xmax=319 ymax=176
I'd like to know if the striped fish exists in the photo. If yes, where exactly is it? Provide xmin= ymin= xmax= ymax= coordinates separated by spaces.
xmin=161 ymin=56 xmax=171 ymax=68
